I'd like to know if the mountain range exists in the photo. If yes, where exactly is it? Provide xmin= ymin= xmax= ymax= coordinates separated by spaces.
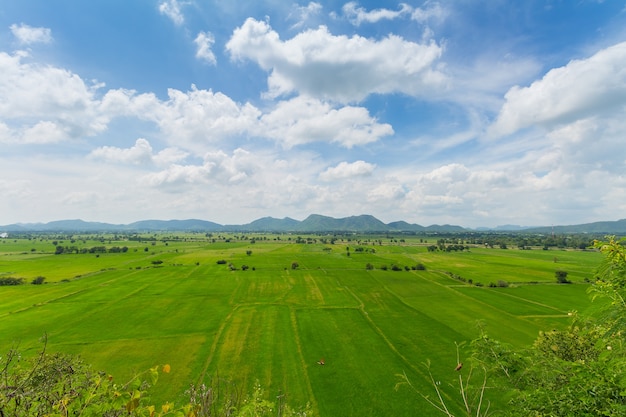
xmin=1 ymin=215 xmax=625 ymax=234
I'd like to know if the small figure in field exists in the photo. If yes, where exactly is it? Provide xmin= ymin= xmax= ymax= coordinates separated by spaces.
xmin=317 ymin=358 xmax=325 ymax=365
xmin=455 ymin=362 xmax=463 ymax=371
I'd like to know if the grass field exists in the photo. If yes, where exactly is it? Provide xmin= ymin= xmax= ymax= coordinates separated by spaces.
xmin=0 ymin=234 xmax=604 ymax=416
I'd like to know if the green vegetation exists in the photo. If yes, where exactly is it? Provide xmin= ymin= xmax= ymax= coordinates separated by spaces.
xmin=0 ymin=232 xmax=608 ymax=415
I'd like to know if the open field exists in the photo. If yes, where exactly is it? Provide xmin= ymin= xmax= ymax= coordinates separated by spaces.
xmin=0 ymin=234 xmax=604 ymax=416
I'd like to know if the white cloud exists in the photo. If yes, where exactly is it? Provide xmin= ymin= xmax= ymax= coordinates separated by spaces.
xmin=319 ymin=160 xmax=375 ymax=181
xmin=341 ymin=2 xmax=412 ymax=25
xmin=367 ymin=183 xmax=406 ymax=202
xmin=89 ymin=138 xmax=188 ymax=166
xmin=260 ymin=96 xmax=393 ymax=148
xmin=411 ymin=2 xmax=448 ymax=24
xmin=20 ymin=121 xmax=68 ymax=144
xmin=10 ymin=23 xmax=53 ymax=45
xmin=0 ymin=51 xmax=107 ymax=143
xmin=142 ymin=148 xmax=258 ymax=189
xmin=194 ymin=31 xmax=217 ymax=65
xmin=226 ymin=18 xmax=446 ymax=102
xmin=150 ymin=86 xmax=261 ymax=151
xmin=489 ymin=41 xmax=626 ymax=138
xmin=158 ymin=0 xmax=185 ymax=26
xmin=289 ymin=2 xmax=323 ymax=29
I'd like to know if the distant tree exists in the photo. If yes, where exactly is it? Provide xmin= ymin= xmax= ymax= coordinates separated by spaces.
xmin=291 ymin=262 xmax=299 ymax=270
xmin=555 ymin=270 xmax=571 ymax=284
xmin=31 ymin=276 xmax=46 ymax=285
xmin=365 ymin=263 xmax=374 ymax=270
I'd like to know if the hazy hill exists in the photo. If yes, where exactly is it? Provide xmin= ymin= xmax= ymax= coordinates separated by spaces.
xmin=297 ymin=214 xmax=388 ymax=232
xmin=523 ymin=219 xmax=626 ymax=234
xmin=127 ymin=219 xmax=224 ymax=231
xmin=230 ymin=217 xmax=300 ymax=232
xmin=2 ymin=216 xmax=625 ymax=234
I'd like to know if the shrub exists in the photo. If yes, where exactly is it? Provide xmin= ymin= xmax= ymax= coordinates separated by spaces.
xmin=555 ymin=270 xmax=571 ymax=284
xmin=0 ymin=277 xmax=25 ymax=286
xmin=216 ymin=259 xmax=227 ymax=264
xmin=0 ymin=341 xmax=311 ymax=417
xmin=31 ymin=276 xmax=46 ymax=285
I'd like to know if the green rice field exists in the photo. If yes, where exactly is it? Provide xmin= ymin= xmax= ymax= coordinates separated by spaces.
xmin=0 ymin=234 xmax=604 ymax=416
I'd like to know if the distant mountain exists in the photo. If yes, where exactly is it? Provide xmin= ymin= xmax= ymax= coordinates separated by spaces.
xmin=387 ymin=221 xmax=426 ymax=232
xmin=128 ymin=219 xmax=223 ymax=232
xmin=424 ymin=224 xmax=467 ymax=232
xmin=230 ymin=217 xmax=300 ymax=232
xmin=522 ymin=219 xmax=626 ymax=234
xmin=1 ymin=216 xmax=625 ymax=234
xmin=297 ymin=214 xmax=388 ymax=232
xmin=1 ymin=219 xmax=121 ymax=232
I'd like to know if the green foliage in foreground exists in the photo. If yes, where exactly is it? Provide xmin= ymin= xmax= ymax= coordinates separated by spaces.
xmin=408 ymin=237 xmax=626 ymax=416
xmin=0 ymin=338 xmax=312 ymax=417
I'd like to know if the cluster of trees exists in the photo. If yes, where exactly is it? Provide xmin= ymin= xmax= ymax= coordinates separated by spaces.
xmin=367 ymin=263 xmax=426 ymax=271
xmin=216 ymin=259 xmax=254 ymax=271
xmin=54 ymin=245 xmax=129 ymax=255
xmin=0 ymin=276 xmax=46 ymax=286
xmin=427 ymin=243 xmax=469 ymax=252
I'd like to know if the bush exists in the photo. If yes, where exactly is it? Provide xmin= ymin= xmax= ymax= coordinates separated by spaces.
xmin=0 ymin=340 xmax=311 ymax=417
xmin=31 ymin=276 xmax=46 ymax=285
xmin=555 ymin=270 xmax=571 ymax=284
xmin=0 ymin=277 xmax=25 ymax=286
xmin=216 ymin=259 xmax=227 ymax=264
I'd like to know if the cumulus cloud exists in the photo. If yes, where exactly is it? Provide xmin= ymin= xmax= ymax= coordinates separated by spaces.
xmin=89 ymin=138 xmax=188 ymax=166
xmin=226 ymin=18 xmax=446 ymax=102
xmin=489 ymin=41 xmax=626 ymax=138
xmin=260 ymin=96 xmax=393 ymax=148
xmin=341 ymin=2 xmax=412 ymax=25
xmin=336 ymin=2 xmax=447 ymax=26
xmin=0 ymin=51 xmax=107 ymax=143
xmin=319 ymin=160 xmax=375 ymax=181
xmin=142 ymin=148 xmax=257 ymax=189
xmin=150 ymin=87 xmax=261 ymax=150
xmin=158 ymin=0 xmax=185 ymax=26
xmin=194 ymin=31 xmax=217 ymax=65
xmin=0 ymin=53 xmax=394 ymax=152
xmin=10 ymin=23 xmax=53 ymax=45
xmin=367 ymin=183 xmax=406 ymax=202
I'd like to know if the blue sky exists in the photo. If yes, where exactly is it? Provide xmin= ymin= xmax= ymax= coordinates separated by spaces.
xmin=1 ymin=1 xmax=625 ymax=227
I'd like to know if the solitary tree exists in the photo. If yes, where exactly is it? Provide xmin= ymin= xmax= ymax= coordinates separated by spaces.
xmin=555 ymin=270 xmax=570 ymax=284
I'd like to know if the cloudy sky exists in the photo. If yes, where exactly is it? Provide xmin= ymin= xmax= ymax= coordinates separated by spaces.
xmin=1 ymin=1 xmax=625 ymax=228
